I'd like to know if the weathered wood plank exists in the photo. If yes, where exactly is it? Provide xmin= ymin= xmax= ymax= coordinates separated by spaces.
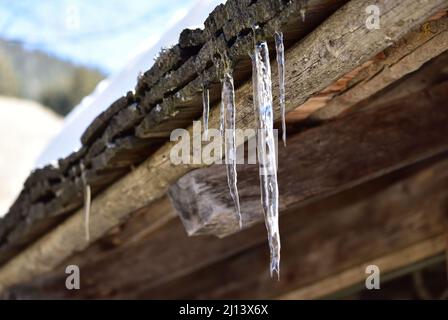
xmin=135 ymin=0 xmax=347 ymax=138
xmin=137 ymin=157 xmax=448 ymax=299
xmin=278 ymin=235 xmax=447 ymax=299
xmin=4 ymin=155 xmax=448 ymax=299
xmin=308 ymin=13 xmax=448 ymax=121
xmin=351 ymin=49 xmax=448 ymax=112
xmin=285 ymin=12 xmax=448 ymax=123
xmin=80 ymin=93 xmax=134 ymax=146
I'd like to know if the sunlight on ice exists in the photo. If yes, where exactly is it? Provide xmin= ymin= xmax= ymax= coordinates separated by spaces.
xmin=252 ymin=41 xmax=281 ymax=279
xmin=221 ymin=72 xmax=243 ymax=228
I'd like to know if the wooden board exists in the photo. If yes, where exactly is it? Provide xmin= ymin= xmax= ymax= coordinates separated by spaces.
xmin=169 ymin=81 xmax=448 ymax=237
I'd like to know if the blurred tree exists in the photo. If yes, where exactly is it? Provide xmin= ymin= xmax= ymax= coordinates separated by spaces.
xmin=70 ymin=67 xmax=104 ymax=106
xmin=39 ymin=66 xmax=104 ymax=116
xmin=0 ymin=49 xmax=19 ymax=96
xmin=39 ymin=89 xmax=73 ymax=115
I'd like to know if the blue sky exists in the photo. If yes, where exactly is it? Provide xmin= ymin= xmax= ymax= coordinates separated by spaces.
xmin=0 ymin=0 xmax=198 ymax=74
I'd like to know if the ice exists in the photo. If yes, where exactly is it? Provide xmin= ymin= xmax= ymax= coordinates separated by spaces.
xmin=202 ymin=85 xmax=210 ymax=140
xmin=221 ymin=72 xmax=243 ymax=228
xmin=252 ymin=41 xmax=281 ymax=279
xmin=275 ymin=31 xmax=286 ymax=147
xmin=219 ymin=101 xmax=225 ymax=137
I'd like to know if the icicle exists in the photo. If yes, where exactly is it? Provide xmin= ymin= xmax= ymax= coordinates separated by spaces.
xmin=252 ymin=41 xmax=281 ymax=279
xmin=250 ymin=53 xmax=259 ymax=126
xmin=214 ymin=56 xmax=225 ymax=138
xmin=202 ymin=85 xmax=210 ymax=140
xmin=80 ymin=162 xmax=91 ymax=242
xmin=275 ymin=31 xmax=286 ymax=147
xmin=83 ymin=185 xmax=91 ymax=242
xmin=222 ymin=72 xmax=243 ymax=228
xmin=300 ymin=1 xmax=307 ymax=22
xmin=300 ymin=8 xmax=306 ymax=22
xmin=219 ymin=101 xmax=225 ymax=137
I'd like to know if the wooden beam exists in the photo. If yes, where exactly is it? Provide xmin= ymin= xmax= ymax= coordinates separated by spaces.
xmin=0 ymin=0 xmax=445 ymax=292
xmin=137 ymin=157 xmax=448 ymax=299
xmin=277 ymin=235 xmax=446 ymax=299
xmin=59 ymin=197 xmax=178 ymax=268
xmin=5 ymin=154 xmax=448 ymax=299
xmin=352 ymin=49 xmax=448 ymax=112
xmin=302 ymin=13 xmax=448 ymax=122
xmin=169 ymin=81 xmax=448 ymax=237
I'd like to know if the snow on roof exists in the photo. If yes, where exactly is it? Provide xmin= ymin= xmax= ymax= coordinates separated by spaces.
xmin=0 ymin=96 xmax=62 ymax=216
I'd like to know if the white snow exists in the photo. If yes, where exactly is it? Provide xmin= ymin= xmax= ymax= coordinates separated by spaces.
xmin=202 ymin=85 xmax=210 ymax=140
xmin=0 ymin=96 xmax=62 ymax=216
xmin=275 ymin=31 xmax=286 ymax=146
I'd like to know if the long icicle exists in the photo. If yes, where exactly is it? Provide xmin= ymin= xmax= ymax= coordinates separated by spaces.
xmin=252 ymin=41 xmax=281 ymax=279
xmin=219 ymin=102 xmax=225 ymax=137
xmin=275 ymin=31 xmax=286 ymax=147
xmin=84 ymin=185 xmax=91 ymax=242
xmin=202 ymin=84 xmax=210 ymax=140
xmin=222 ymin=72 xmax=243 ymax=228
xmin=80 ymin=162 xmax=91 ymax=242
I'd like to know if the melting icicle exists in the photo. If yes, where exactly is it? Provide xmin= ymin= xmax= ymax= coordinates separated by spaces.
xmin=252 ymin=41 xmax=281 ymax=279
xmin=202 ymin=85 xmax=210 ymax=140
xmin=300 ymin=8 xmax=306 ymax=22
xmin=300 ymin=1 xmax=307 ymax=22
xmin=83 ymin=185 xmax=91 ymax=242
xmin=275 ymin=31 xmax=286 ymax=147
xmin=217 ymin=53 xmax=229 ymax=139
xmin=219 ymin=101 xmax=225 ymax=137
xmin=222 ymin=72 xmax=243 ymax=228
xmin=80 ymin=163 xmax=91 ymax=242
xmin=213 ymin=53 xmax=225 ymax=137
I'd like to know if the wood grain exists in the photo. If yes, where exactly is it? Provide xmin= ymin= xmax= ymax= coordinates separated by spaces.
xmin=169 ymin=81 xmax=448 ymax=237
